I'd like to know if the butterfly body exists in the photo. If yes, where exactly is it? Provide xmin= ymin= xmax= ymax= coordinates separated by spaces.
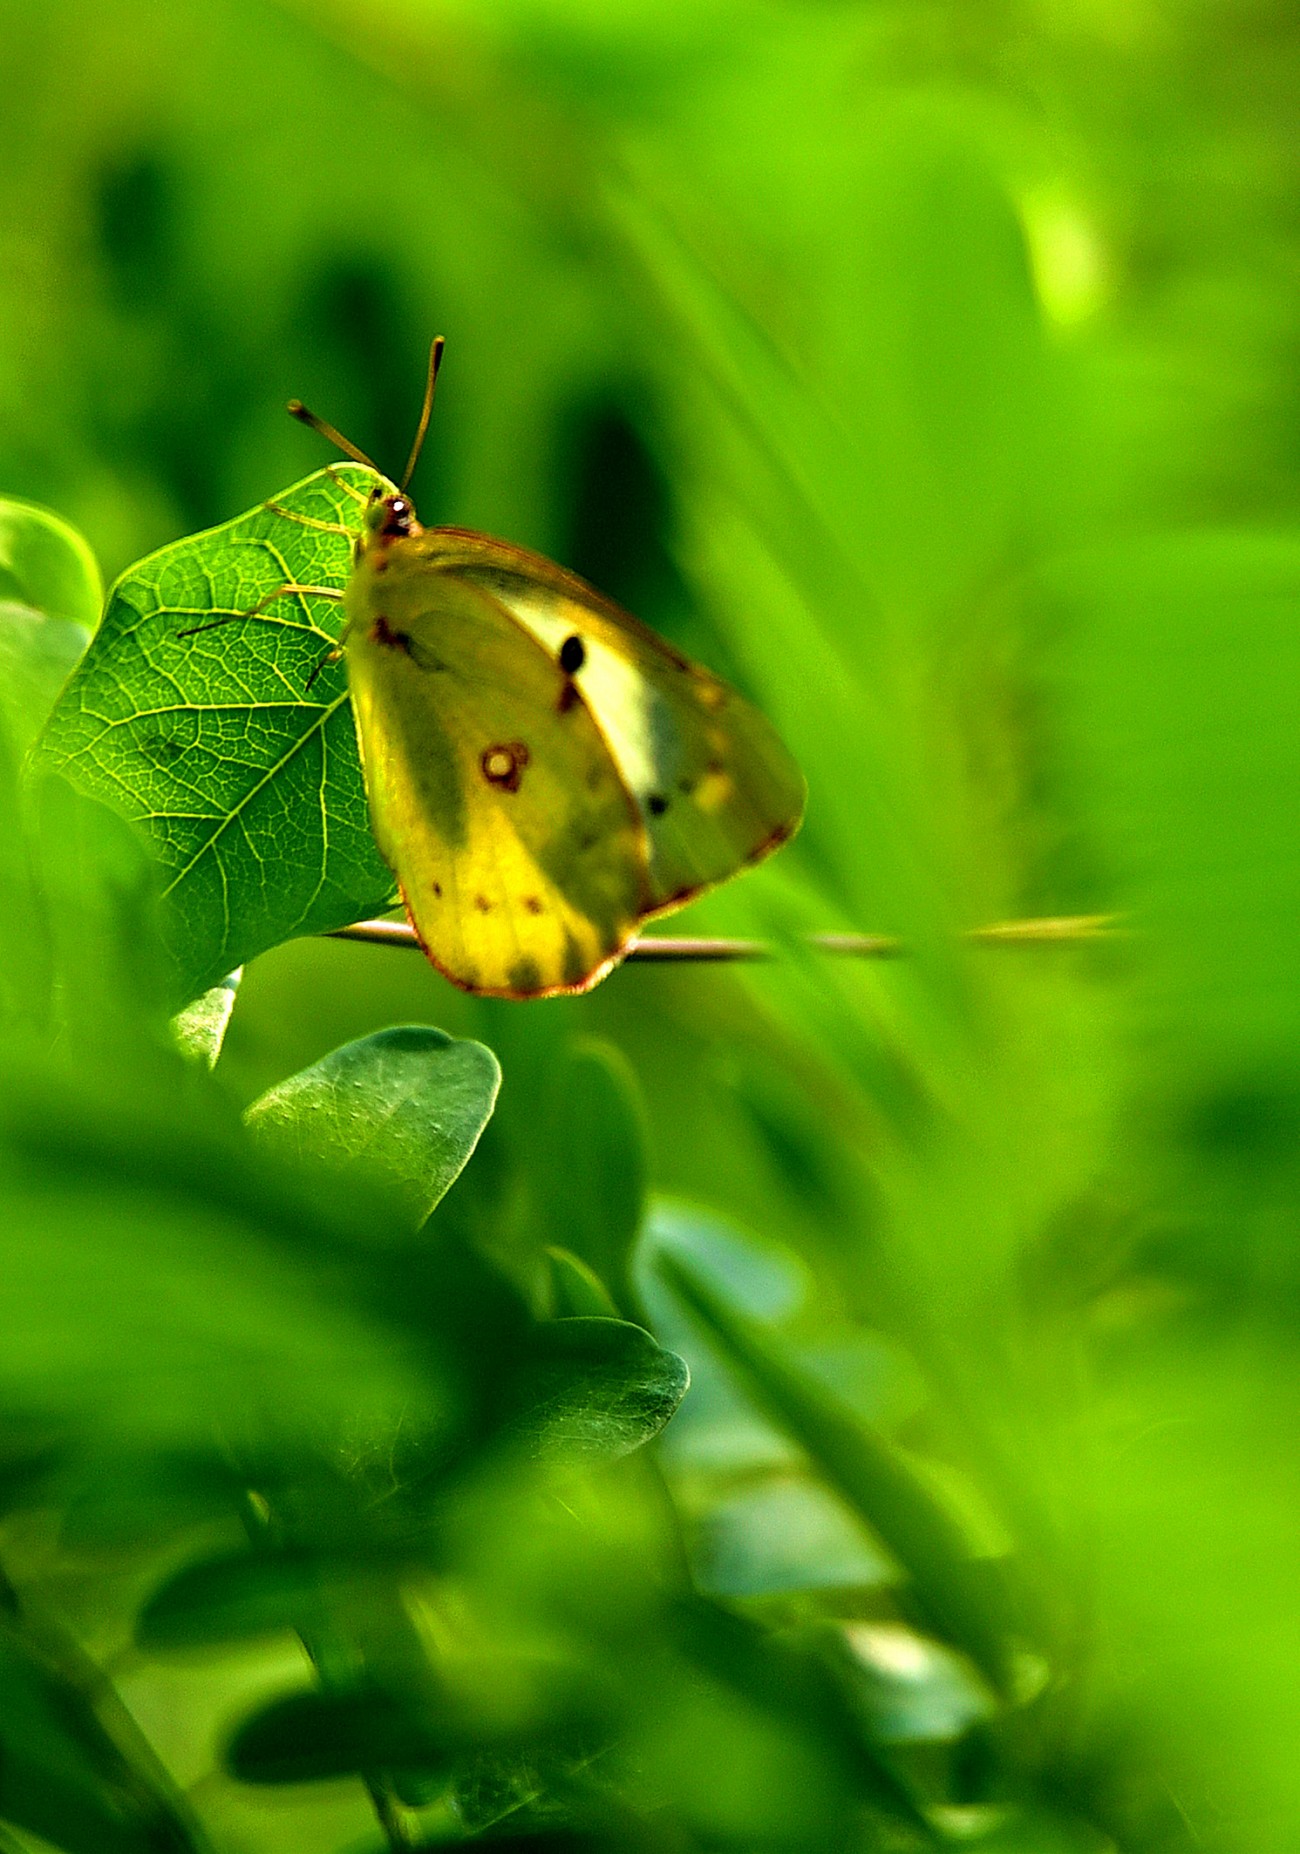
xmin=341 ymin=486 xmax=804 ymax=998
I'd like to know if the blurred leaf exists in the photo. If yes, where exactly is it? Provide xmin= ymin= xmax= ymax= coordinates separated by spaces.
xmin=657 ymin=1249 xmax=1010 ymax=1691
xmin=25 ymin=775 xmax=172 ymax=1049
xmin=137 ymin=1546 xmax=330 ymax=1651
xmin=36 ymin=466 xmax=394 ymax=999
xmin=546 ymin=1247 xmax=621 ymax=1319
xmin=0 ymin=599 xmax=90 ymax=763
xmin=534 ymin=1041 xmax=647 ymax=1312
xmin=170 ymin=967 xmax=242 ymax=1069
xmin=662 ymin=1598 xmax=928 ymax=1841
xmin=245 ymin=1025 xmax=502 ymax=1232
xmin=61 ymin=1451 xmax=244 ymax=1550
xmin=0 ymin=1618 xmax=204 ymax=1853
xmin=0 ymin=496 xmax=101 ymax=626
xmin=227 ymin=1686 xmax=450 ymax=1787
xmin=693 ymin=1475 xmax=893 ymax=1599
xmin=832 ymin=1622 xmax=992 ymax=1746
xmin=0 ymin=1052 xmax=423 ymax=1451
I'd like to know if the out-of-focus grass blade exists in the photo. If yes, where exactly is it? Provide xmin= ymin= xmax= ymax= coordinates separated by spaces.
xmin=0 ymin=1615 xmax=208 ymax=1853
xmin=532 ymin=1040 xmax=648 ymax=1312
xmin=657 ymin=1249 xmax=1009 ymax=1692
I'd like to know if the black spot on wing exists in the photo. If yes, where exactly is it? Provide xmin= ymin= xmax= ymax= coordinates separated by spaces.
xmin=559 ymin=633 xmax=585 ymax=673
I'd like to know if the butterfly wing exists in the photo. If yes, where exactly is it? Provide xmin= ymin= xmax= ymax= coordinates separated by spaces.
xmin=343 ymin=557 xmax=649 ymax=998
xmin=428 ymin=531 xmax=805 ymax=916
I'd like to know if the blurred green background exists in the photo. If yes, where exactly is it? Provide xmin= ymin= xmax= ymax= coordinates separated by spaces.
xmin=5 ymin=0 xmax=1300 ymax=1849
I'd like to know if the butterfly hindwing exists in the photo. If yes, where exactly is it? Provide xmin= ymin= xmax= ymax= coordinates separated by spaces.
xmin=343 ymin=556 xmax=649 ymax=997
xmin=427 ymin=531 xmax=806 ymax=916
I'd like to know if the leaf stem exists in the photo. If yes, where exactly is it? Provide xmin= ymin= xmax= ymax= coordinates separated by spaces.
xmin=328 ymin=913 xmax=1119 ymax=959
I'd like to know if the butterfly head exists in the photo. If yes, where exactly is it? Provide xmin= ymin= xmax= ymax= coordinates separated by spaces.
xmin=361 ymin=488 xmax=422 ymax=554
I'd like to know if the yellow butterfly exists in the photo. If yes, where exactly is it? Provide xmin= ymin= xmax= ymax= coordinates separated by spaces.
xmin=293 ymin=340 xmax=804 ymax=999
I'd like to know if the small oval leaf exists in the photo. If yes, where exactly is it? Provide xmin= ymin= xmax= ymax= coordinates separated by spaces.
xmin=245 ymin=1026 xmax=501 ymax=1230
xmin=511 ymin=1318 xmax=689 ymax=1464
xmin=137 ymin=1547 xmax=329 ymax=1651
xmin=227 ymin=1688 xmax=449 ymax=1787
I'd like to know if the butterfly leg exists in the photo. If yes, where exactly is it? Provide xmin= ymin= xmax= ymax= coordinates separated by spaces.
xmin=304 ymin=645 xmax=343 ymax=692
xmin=177 ymin=583 xmax=345 ymax=639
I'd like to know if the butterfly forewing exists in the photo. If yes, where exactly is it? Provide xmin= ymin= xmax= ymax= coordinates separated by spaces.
xmin=428 ymin=532 xmax=806 ymax=916
xmin=343 ymin=558 xmax=649 ymax=997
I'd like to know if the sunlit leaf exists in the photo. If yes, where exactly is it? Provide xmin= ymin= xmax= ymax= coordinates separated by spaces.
xmin=170 ymin=968 xmax=242 ymax=1069
xmin=36 ymin=466 xmax=394 ymax=999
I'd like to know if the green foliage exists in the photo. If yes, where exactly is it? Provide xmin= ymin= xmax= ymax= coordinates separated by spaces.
xmin=38 ymin=467 xmax=395 ymax=999
xmin=245 ymin=1025 xmax=501 ymax=1233
xmin=1 ymin=3 xmax=1300 ymax=1853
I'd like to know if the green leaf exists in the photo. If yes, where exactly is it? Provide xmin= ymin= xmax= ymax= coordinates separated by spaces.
xmin=533 ymin=1041 xmax=648 ymax=1313
xmin=226 ymin=1687 xmax=450 ymax=1787
xmin=1053 ymin=533 xmax=1300 ymax=1071
xmin=0 ymin=1050 xmax=422 ymax=1452
xmin=244 ymin=1026 xmax=502 ymax=1232
xmin=656 ymin=1251 xmax=1010 ymax=1692
xmin=0 ymin=604 xmax=90 ymax=765
xmin=36 ymin=466 xmax=395 ymax=999
xmin=694 ymin=1476 xmax=894 ymax=1600
xmin=24 ymin=776 xmax=172 ymax=1048
xmin=0 ymin=1618 xmax=204 ymax=1853
xmin=170 ymin=968 xmax=242 ymax=1069
xmin=546 ymin=1246 xmax=621 ymax=1319
xmin=510 ymin=1318 xmax=689 ymax=1465
xmin=0 ymin=497 xmax=101 ymax=626
xmin=137 ymin=1546 xmax=330 ymax=1651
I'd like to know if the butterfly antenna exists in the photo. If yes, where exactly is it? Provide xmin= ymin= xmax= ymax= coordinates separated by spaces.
xmin=286 ymin=400 xmax=381 ymax=474
xmin=400 ymin=336 xmax=445 ymax=493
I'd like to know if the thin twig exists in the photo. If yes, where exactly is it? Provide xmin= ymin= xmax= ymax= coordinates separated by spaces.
xmin=327 ymin=914 xmax=1119 ymax=960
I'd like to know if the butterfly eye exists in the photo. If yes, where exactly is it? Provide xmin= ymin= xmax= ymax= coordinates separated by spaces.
xmin=379 ymin=496 xmax=414 ymax=538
